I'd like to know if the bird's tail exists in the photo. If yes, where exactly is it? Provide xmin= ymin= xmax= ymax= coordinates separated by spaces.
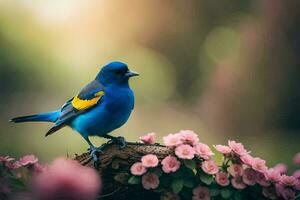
xmin=10 ymin=111 xmax=60 ymax=123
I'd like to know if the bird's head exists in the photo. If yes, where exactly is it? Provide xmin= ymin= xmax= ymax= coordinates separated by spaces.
xmin=96 ymin=61 xmax=139 ymax=86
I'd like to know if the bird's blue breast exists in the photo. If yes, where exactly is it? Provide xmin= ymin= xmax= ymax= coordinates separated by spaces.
xmin=70 ymin=86 xmax=134 ymax=137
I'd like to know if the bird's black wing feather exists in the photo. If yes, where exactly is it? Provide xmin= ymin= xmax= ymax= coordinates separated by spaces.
xmin=45 ymin=80 xmax=105 ymax=136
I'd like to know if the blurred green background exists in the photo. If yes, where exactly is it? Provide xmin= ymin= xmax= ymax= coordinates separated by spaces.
xmin=1 ymin=0 xmax=300 ymax=170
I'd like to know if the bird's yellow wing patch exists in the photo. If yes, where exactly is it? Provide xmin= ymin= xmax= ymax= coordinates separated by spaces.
xmin=71 ymin=91 xmax=104 ymax=110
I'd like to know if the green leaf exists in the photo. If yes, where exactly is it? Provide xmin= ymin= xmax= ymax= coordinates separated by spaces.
xmin=153 ymin=186 xmax=164 ymax=193
xmin=171 ymin=169 xmax=183 ymax=178
xmin=153 ymin=168 xmax=163 ymax=177
xmin=183 ymin=178 xmax=194 ymax=188
xmin=184 ymin=159 xmax=196 ymax=170
xmin=10 ymin=178 xmax=26 ymax=189
xmin=160 ymin=176 xmax=171 ymax=187
xmin=171 ymin=178 xmax=184 ymax=194
xmin=184 ymin=168 xmax=195 ymax=178
xmin=200 ymin=173 xmax=213 ymax=185
xmin=181 ymin=187 xmax=193 ymax=199
xmin=234 ymin=191 xmax=243 ymax=200
xmin=210 ymin=188 xmax=220 ymax=197
xmin=128 ymin=176 xmax=140 ymax=185
xmin=220 ymin=188 xmax=232 ymax=199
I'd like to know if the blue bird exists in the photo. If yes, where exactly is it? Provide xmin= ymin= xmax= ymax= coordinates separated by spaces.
xmin=10 ymin=61 xmax=139 ymax=163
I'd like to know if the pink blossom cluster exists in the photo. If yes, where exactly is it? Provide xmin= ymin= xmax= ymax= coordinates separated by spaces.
xmin=131 ymin=132 xmax=300 ymax=200
xmin=130 ymin=154 xmax=160 ymax=190
xmin=163 ymin=130 xmax=214 ymax=161
xmin=213 ymin=141 xmax=300 ymax=200
xmin=0 ymin=154 xmax=41 ymax=171
xmin=0 ymin=155 xmax=101 ymax=200
xmin=0 ymin=154 xmax=44 ymax=198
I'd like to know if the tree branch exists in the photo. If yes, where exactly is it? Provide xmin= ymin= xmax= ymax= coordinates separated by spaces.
xmin=75 ymin=142 xmax=172 ymax=200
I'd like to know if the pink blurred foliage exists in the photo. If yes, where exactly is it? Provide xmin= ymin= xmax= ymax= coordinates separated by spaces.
xmin=273 ymin=163 xmax=288 ymax=174
xmin=32 ymin=157 xmax=101 ymax=200
xmin=0 ymin=155 xmax=101 ymax=200
xmin=293 ymin=152 xmax=300 ymax=166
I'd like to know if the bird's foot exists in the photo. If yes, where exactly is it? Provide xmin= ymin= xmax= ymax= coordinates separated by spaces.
xmin=110 ymin=136 xmax=127 ymax=148
xmin=88 ymin=146 xmax=104 ymax=168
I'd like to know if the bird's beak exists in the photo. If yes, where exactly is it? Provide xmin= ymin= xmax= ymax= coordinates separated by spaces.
xmin=125 ymin=70 xmax=139 ymax=78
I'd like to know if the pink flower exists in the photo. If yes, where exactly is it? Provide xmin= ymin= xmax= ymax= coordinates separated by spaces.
xmin=18 ymin=155 xmax=38 ymax=166
xmin=0 ymin=156 xmax=14 ymax=162
xmin=295 ymin=181 xmax=300 ymax=191
xmin=228 ymin=140 xmax=247 ymax=156
xmin=213 ymin=145 xmax=231 ymax=155
xmin=179 ymin=130 xmax=199 ymax=145
xmin=141 ymin=173 xmax=159 ymax=190
xmin=201 ymin=160 xmax=219 ymax=175
xmin=192 ymin=186 xmax=210 ymax=200
xmin=161 ymin=156 xmax=180 ymax=173
xmin=215 ymin=172 xmax=229 ymax=186
xmin=32 ymin=163 xmax=46 ymax=174
xmin=240 ymin=154 xmax=254 ymax=166
xmin=252 ymin=157 xmax=268 ymax=173
xmin=141 ymin=154 xmax=159 ymax=168
xmin=6 ymin=161 xmax=22 ymax=169
xmin=175 ymin=144 xmax=195 ymax=159
xmin=280 ymin=175 xmax=298 ymax=187
xmin=231 ymin=175 xmax=247 ymax=189
xmin=293 ymin=152 xmax=300 ymax=166
xmin=273 ymin=163 xmax=288 ymax=174
xmin=139 ymin=133 xmax=155 ymax=144
xmin=265 ymin=168 xmax=281 ymax=182
xmin=293 ymin=170 xmax=300 ymax=180
xmin=262 ymin=187 xmax=278 ymax=200
xmin=163 ymin=133 xmax=183 ymax=147
xmin=281 ymin=188 xmax=296 ymax=200
xmin=275 ymin=183 xmax=285 ymax=196
xmin=161 ymin=192 xmax=180 ymax=200
xmin=194 ymin=143 xmax=214 ymax=160
xmin=256 ymin=172 xmax=270 ymax=187
xmin=32 ymin=158 xmax=101 ymax=200
xmin=242 ymin=168 xmax=257 ymax=185
xmin=227 ymin=164 xmax=243 ymax=176
xmin=130 ymin=162 xmax=147 ymax=176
